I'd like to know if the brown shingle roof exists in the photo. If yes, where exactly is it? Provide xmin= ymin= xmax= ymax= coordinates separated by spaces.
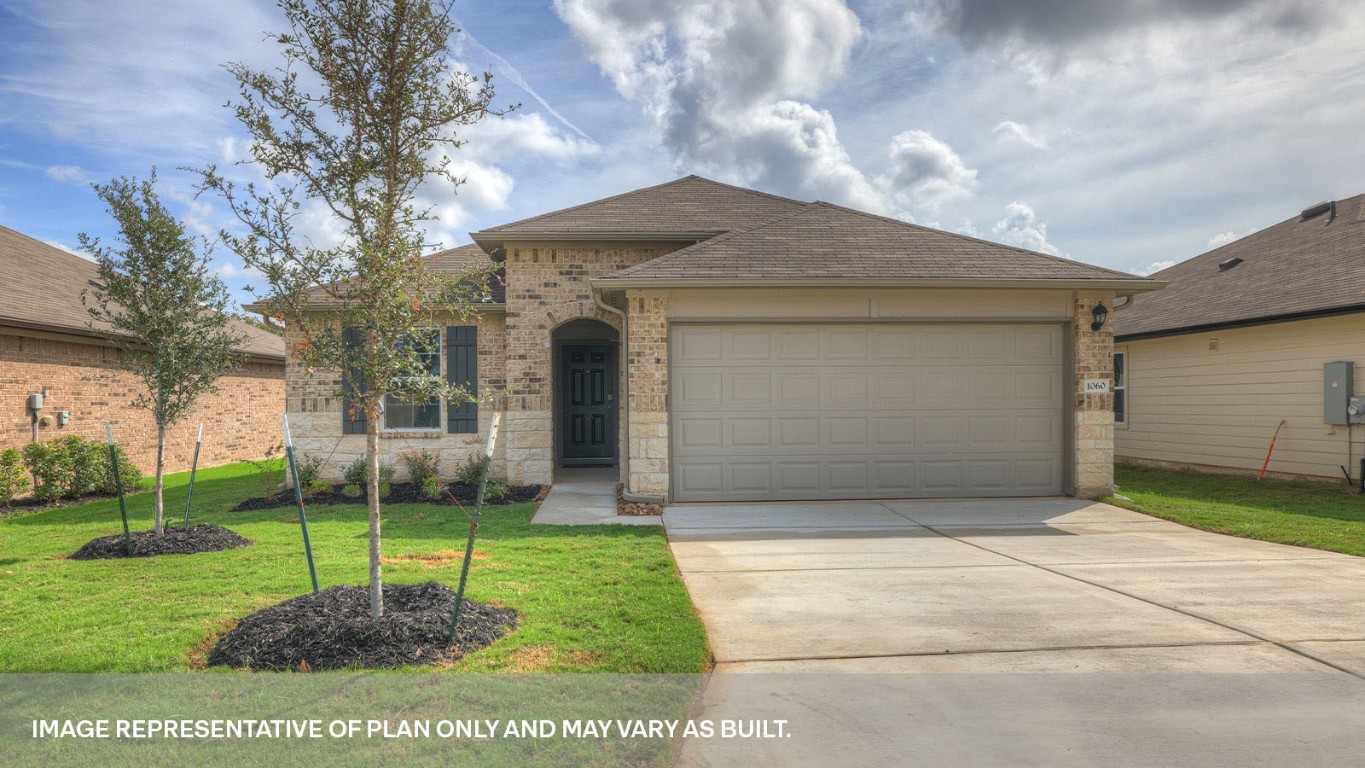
xmin=296 ymin=242 xmax=504 ymax=306
xmin=471 ymin=175 xmax=806 ymax=245
xmin=0 ymin=225 xmax=285 ymax=361
xmin=598 ymin=202 xmax=1150 ymax=284
xmin=1115 ymin=194 xmax=1365 ymax=339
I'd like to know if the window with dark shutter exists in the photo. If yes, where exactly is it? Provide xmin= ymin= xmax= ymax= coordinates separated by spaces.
xmin=446 ymin=326 xmax=478 ymax=433
xmin=341 ymin=327 xmax=367 ymax=434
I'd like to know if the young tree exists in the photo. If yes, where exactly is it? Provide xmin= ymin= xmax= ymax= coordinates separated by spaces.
xmin=80 ymin=171 xmax=247 ymax=536
xmin=196 ymin=0 xmax=500 ymax=618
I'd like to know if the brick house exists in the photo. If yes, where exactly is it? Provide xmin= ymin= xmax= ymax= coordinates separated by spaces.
xmin=280 ymin=176 xmax=1161 ymax=501
xmin=0 ymin=226 xmax=286 ymax=474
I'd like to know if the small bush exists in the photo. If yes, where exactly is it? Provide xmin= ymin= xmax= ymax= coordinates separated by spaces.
xmin=454 ymin=454 xmax=486 ymax=486
xmin=22 ymin=440 xmax=74 ymax=501
xmin=342 ymin=483 xmax=362 ymax=497
xmin=378 ymin=482 xmax=391 ymax=498
xmin=19 ymin=436 xmax=140 ymax=501
xmin=484 ymin=479 xmax=510 ymax=502
xmin=291 ymin=453 xmax=324 ymax=489
xmin=305 ymin=479 xmax=333 ymax=499
xmin=0 ymin=448 xmax=27 ymax=506
xmin=420 ymin=475 xmax=445 ymax=500
xmin=344 ymin=457 xmax=397 ymax=486
xmin=399 ymin=449 xmax=441 ymax=486
xmin=100 ymin=444 xmax=142 ymax=495
xmin=247 ymin=445 xmax=284 ymax=498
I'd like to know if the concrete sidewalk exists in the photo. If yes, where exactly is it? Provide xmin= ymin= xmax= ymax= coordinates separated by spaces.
xmin=529 ymin=467 xmax=660 ymax=526
xmin=663 ymin=498 xmax=1365 ymax=767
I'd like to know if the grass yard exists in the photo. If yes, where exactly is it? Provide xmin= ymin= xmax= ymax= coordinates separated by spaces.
xmin=0 ymin=462 xmax=708 ymax=673
xmin=1112 ymin=465 xmax=1365 ymax=557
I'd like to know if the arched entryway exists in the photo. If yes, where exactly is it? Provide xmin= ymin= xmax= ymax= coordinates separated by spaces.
xmin=552 ymin=318 xmax=620 ymax=468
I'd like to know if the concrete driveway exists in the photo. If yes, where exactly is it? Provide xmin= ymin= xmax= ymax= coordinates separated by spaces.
xmin=663 ymin=498 xmax=1365 ymax=767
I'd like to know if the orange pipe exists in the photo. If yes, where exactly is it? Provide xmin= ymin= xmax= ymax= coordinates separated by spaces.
xmin=1257 ymin=420 xmax=1287 ymax=480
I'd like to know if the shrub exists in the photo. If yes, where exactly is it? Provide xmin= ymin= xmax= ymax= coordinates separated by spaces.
xmin=399 ymin=449 xmax=441 ymax=486
xmin=62 ymin=435 xmax=106 ymax=497
xmin=0 ymin=448 xmax=26 ymax=506
xmin=342 ymin=483 xmax=362 ymax=497
xmin=291 ymin=453 xmax=324 ymax=489
xmin=484 ymin=479 xmax=509 ymax=502
xmin=22 ymin=440 xmax=75 ymax=501
xmin=305 ymin=479 xmax=333 ymax=499
xmin=454 ymin=454 xmax=486 ymax=486
xmin=247 ymin=444 xmax=284 ymax=498
xmin=343 ymin=457 xmax=396 ymax=486
xmin=420 ymin=475 xmax=445 ymax=500
xmin=99 ymin=444 xmax=142 ymax=495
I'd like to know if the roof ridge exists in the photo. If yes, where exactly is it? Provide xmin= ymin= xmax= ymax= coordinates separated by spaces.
xmin=806 ymin=200 xmax=1137 ymax=280
xmin=476 ymin=174 xmax=807 ymax=235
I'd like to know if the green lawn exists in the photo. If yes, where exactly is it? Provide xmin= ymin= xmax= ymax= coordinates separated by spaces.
xmin=0 ymin=462 xmax=708 ymax=673
xmin=1111 ymin=465 xmax=1365 ymax=556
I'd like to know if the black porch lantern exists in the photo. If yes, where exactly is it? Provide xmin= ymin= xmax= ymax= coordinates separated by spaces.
xmin=1090 ymin=303 xmax=1109 ymax=332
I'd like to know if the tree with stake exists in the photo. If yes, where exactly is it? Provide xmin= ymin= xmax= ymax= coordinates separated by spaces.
xmin=81 ymin=172 xmax=247 ymax=537
xmin=197 ymin=0 xmax=501 ymax=619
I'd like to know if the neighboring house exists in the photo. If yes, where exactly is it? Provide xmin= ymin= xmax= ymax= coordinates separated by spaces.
xmin=0 ymin=225 xmax=286 ymax=473
xmin=1114 ymin=194 xmax=1365 ymax=480
xmin=282 ymin=176 xmax=1159 ymax=502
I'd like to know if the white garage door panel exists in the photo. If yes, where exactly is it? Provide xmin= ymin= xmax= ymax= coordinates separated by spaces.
xmin=671 ymin=324 xmax=1065 ymax=501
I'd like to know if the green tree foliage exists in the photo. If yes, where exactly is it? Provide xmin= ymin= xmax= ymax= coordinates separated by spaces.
xmin=80 ymin=172 xmax=246 ymax=535
xmin=196 ymin=0 xmax=503 ymax=618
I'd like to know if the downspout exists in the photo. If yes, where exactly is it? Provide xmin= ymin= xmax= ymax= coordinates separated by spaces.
xmin=593 ymin=287 xmax=659 ymax=503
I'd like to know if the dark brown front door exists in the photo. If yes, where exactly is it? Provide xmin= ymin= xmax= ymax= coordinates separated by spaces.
xmin=560 ymin=344 xmax=616 ymax=465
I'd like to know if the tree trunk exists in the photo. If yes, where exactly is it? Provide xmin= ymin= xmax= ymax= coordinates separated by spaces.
xmin=366 ymin=415 xmax=384 ymax=619
xmin=153 ymin=424 xmax=166 ymax=536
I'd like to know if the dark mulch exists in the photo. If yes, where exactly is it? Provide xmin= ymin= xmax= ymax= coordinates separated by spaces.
xmin=207 ymin=581 xmax=517 ymax=671
xmin=69 ymin=524 xmax=252 ymax=560
xmin=231 ymin=482 xmax=543 ymax=512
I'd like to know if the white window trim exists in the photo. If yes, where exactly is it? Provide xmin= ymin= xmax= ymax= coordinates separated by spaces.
xmin=1113 ymin=349 xmax=1128 ymax=428
xmin=381 ymin=327 xmax=444 ymax=433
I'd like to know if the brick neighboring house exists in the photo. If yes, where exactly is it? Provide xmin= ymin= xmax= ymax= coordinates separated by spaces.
xmin=279 ymin=176 xmax=1161 ymax=501
xmin=1114 ymin=194 xmax=1365 ymax=479
xmin=0 ymin=225 xmax=286 ymax=475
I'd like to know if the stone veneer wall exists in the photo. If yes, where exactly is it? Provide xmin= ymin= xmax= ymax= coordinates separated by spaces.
xmin=1072 ymin=290 xmax=1118 ymax=498
xmin=282 ymin=313 xmax=508 ymax=481
xmin=501 ymin=242 xmax=688 ymax=486
xmin=625 ymin=291 xmax=669 ymax=498
xmin=0 ymin=331 xmax=284 ymax=476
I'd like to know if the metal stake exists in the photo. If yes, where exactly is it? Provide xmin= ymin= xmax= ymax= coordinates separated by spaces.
xmin=182 ymin=423 xmax=203 ymax=528
xmin=106 ymin=423 xmax=132 ymax=557
xmin=283 ymin=414 xmax=320 ymax=593
xmin=448 ymin=413 xmax=501 ymax=645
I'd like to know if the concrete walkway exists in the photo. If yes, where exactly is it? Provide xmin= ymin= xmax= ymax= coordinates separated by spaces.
xmin=664 ymin=498 xmax=1365 ymax=767
xmin=529 ymin=467 xmax=660 ymax=526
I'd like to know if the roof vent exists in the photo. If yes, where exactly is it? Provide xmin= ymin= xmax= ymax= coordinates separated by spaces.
xmin=1218 ymin=257 xmax=1243 ymax=272
xmin=1302 ymin=200 xmax=1334 ymax=220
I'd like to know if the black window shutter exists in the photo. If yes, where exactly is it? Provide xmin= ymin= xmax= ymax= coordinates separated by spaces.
xmin=341 ymin=327 xmax=367 ymax=434
xmin=446 ymin=326 xmax=478 ymax=433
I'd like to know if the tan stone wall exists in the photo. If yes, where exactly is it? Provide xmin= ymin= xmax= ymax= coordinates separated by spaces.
xmin=282 ymin=313 xmax=508 ymax=481
xmin=1073 ymin=291 xmax=1118 ymax=498
xmin=0 ymin=330 xmax=284 ymax=476
xmin=501 ymin=241 xmax=689 ymax=485
xmin=626 ymin=291 xmax=669 ymax=498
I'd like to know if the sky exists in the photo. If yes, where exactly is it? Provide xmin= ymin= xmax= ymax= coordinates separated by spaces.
xmin=2 ymin=0 xmax=1364 ymax=308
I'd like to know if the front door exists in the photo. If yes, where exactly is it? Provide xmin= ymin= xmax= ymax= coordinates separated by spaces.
xmin=560 ymin=344 xmax=616 ymax=465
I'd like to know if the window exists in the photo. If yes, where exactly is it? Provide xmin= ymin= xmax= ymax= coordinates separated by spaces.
xmin=383 ymin=329 xmax=441 ymax=430
xmin=1113 ymin=351 xmax=1127 ymax=425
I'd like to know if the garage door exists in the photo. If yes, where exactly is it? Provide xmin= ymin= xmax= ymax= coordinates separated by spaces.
xmin=670 ymin=323 xmax=1065 ymax=501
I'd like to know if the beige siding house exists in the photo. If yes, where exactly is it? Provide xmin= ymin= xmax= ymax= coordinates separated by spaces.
xmin=1115 ymin=194 xmax=1365 ymax=480
xmin=281 ymin=176 xmax=1161 ymax=501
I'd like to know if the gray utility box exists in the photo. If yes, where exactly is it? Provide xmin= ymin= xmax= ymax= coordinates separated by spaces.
xmin=1325 ymin=361 xmax=1354 ymax=425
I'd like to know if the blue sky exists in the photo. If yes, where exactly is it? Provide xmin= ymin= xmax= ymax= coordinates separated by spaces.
xmin=3 ymin=0 xmax=1364 ymax=308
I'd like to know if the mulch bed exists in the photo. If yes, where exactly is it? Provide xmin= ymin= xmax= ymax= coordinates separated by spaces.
xmin=206 ymin=581 xmax=517 ymax=671
xmin=231 ymin=482 xmax=543 ymax=512
xmin=69 ymin=524 xmax=251 ymax=560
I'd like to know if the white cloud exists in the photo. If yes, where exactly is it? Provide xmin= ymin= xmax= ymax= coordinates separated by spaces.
xmin=1207 ymin=231 xmax=1238 ymax=248
xmin=43 ymin=239 xmax=94 ymax=261
xmin=45 ymin=165 xmax=91 ymax=185
xmin=555 ymin=0 xmax=976 ymax=218
xmin=992 ymin=120 xmax=1047 ymax=149
xmin=1129 ymin=259 xmax=1176 ymax=276
xmin=991 ymin=202 xmax=1065 ymax=256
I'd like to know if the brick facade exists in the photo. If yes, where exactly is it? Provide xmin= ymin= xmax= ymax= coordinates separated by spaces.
xmin=625 ymin=291 xmax=669 ymax=498
xmin=501 ymin=241 xmax=688 ymax=485
xmin=0 ymin=331 xmax=284 ymax=475
xmin=1072 ymin=291 xmax=1118 ymax=498
xmin=282 ymin=313 xmax=508 ymax=481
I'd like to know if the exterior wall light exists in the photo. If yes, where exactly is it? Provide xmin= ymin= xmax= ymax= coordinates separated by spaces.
xmin=1090 ymin=303 xmax=1109 ymax=332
